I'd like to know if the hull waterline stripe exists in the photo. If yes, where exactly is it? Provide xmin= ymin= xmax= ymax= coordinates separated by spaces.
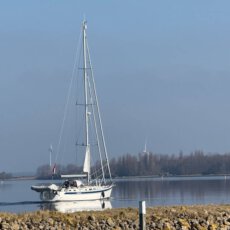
xmin=64 ymin=186 xmax=112 ymax=195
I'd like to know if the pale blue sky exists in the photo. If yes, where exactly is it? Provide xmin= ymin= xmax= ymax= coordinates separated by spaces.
xmin=1 ymin=1 xmax=230 ymax=172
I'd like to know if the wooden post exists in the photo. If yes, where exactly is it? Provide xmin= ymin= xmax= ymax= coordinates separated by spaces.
xmin=139 ymin=200 xmax=146 ymax=230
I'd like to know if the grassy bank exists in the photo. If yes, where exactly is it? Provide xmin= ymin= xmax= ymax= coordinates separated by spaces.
xmin=1 ymin=205 xmax=230 ymax=229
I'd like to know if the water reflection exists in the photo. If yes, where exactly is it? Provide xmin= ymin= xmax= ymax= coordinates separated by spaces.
xmin=113 ymin=177 xmax=230 ymax=207
xmin=40 ymin=200 xmax=112 ymax=213
xmin=1 ymin=177 xmax=230 ymax=213
xmin=0 ymin=181 xmax=12 ymax=190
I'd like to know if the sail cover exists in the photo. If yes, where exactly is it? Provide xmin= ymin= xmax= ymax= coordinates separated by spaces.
xmin=83 ymin=145 xmax=90 ymax=174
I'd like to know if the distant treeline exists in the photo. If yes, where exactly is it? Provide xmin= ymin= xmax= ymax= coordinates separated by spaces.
xmin=36 ymin=164 xmax=82 ymax=179
xmin=35 ymin=151 xmax=230 ymax=179
xmin=0 ymin=171 xmax=12 ymax=180
xmin=110 ymin=151 xmax=230 ymax=177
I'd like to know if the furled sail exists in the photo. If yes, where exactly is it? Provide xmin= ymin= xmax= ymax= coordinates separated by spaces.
xmin=83 ymin=145 xmax=90 ymax=174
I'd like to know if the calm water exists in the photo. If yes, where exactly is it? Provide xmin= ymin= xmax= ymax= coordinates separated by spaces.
xmin=1 ymin=176 xmax=230 ymax=213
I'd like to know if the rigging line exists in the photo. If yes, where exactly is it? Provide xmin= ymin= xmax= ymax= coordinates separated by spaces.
xmin=90 ymin=168 xmax=103 ymax=178
xmin=55 ymin=28 xmax=82 ymax=164
xmin=86 ymin=41 xmax=112 ymax=181
xmin=90 ymin=161 xmax=108 ymax=177
xmin=86 ymin=49 xmax=105 ymax=183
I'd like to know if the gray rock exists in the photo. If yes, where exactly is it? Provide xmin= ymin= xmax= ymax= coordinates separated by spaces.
xmin=149 ymin=221 xmax=156 ymax=228
xmin=47 ymin=217 xmax=54 ymax=226
xmin=199 ymin=219 xmax=208 ymax=227
xmin=223 ymin=219 xmax=230 ymax=226
xmin=1 ymin=221 xmax=10 ymax=229
xmin=99 ymin=219 xmax=106 ymax=225
xmin=88 ymin=215 xmax=96 ymax=221
xmin=11 ymin=222 xmax=20 ymax=230
xmin=49 ymin=227 xmax=56 ymax=230
xmin=119 ymin=222 xmax=125 ymax=228
xmin=106 ymin=217 xmax=115 ymax=227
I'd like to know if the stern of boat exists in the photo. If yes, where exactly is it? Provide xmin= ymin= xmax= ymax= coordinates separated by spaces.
xmin=40 ymin=190 xmax=58 ymax=201
xmin=101 ymin=184 xmax=114 ymax=199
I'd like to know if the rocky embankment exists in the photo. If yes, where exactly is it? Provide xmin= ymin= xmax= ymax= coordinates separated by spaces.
xmin=1 ymin=205 xmax=230 ymax=229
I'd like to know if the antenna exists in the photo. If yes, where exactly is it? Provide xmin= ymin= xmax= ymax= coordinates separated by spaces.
xmin=143 ymin=138 xmax=149 ymax=156
xmin=143 ymin=138 xmax=148 ymax=153
xmin=83 ymin=14 xmax=86 ymax=22
xmin=49 ymin=144 xmax=53 ymax=167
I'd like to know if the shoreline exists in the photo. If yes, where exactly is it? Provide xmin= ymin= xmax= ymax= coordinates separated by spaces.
xmin=1 ymin=204 xmax=230 ymax=229
xmin=4 ymin=173 xmax=230 ymax=181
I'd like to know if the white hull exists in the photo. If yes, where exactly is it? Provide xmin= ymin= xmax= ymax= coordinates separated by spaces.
xmin=38 ymin=184 xmax=113 ymax=202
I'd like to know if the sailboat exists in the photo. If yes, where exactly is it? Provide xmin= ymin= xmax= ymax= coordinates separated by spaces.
xmin=31 ymin=20 xmax=114 ymax=201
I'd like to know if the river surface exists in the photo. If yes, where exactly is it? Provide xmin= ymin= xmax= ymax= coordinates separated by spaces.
xmin=0 ymin=176 xmax=230 ymax=213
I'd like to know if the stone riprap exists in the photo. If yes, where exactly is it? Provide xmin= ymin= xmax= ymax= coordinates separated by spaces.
xmin=1 ymin=205 xmax=230 ymax=229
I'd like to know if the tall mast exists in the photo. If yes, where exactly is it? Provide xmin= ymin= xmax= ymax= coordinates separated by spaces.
xmin=83 ymin=20 xmax=88 ymax=147
xmin=82 ymin=20 xmax=90 ymax=184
